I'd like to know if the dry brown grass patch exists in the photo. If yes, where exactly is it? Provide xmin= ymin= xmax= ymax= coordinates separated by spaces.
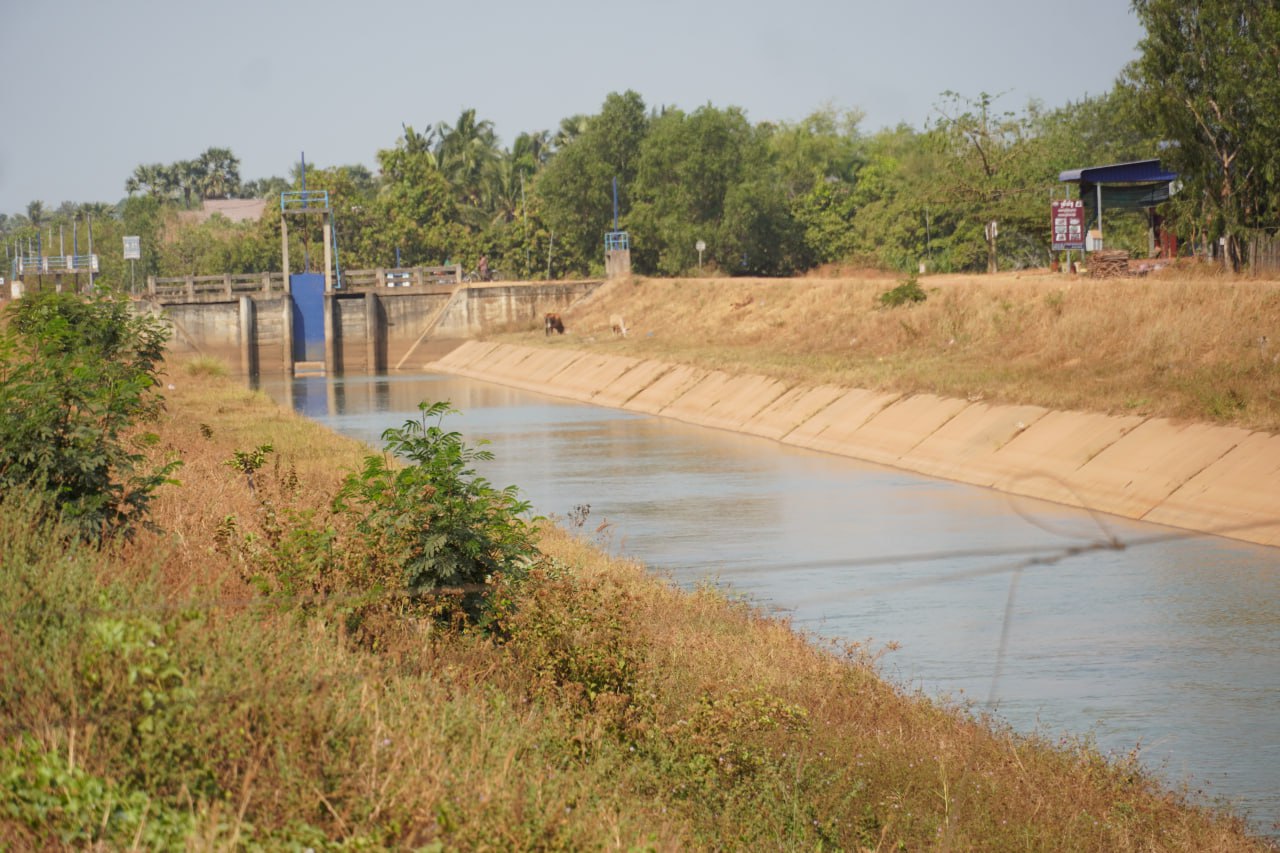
xmin=506 ymin=272 xmax=1280 ymax=431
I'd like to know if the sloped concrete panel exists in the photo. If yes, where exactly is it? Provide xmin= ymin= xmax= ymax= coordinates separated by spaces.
xmin=660 ymin=372 xmax=737 ymax=426
xmin=701 ymin=375 xmax=792 ymax=432
xmin=593 ymin=358 xmax=672 ymax=408
xmin=428 ymin=339 xmax=501 ymax=372
xmin=484 ymin=344 xmax=540 ymax=381
xmin=551 ymin=354 xmax=642 ymax=402
xmin=513 ymin=348 xmax=585 ymax=387
xmin=1143 ymin=431 xmax=1280 ymax=546
xmin=904 ymin=403 xmax=1050 ymax=486
xmin=989 ymin=410 xmax=1145 ymax=507
xmin=783 ymin=388 xmax=901 ymax=450
xmin=1067 ymin=419 xmax=1250 ymax=518
xmin=825 ymin=394 xmax=968 ymax=466
xmin=625 ymin=365 xmax=708 ymax=415
xmin=748 ymin=385 xmax=849 ymax=441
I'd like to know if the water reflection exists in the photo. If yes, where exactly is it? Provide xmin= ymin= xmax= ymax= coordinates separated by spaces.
xmin=258 ymin=372 xmax=1280 ymax=836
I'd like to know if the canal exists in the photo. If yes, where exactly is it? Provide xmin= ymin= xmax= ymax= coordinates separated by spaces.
xmin=262 ymin=371 xmax=1280 ymax=836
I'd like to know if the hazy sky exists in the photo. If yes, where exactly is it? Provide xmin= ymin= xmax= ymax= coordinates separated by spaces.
xmin=2 ymin=0 xmax=1145 ymax=212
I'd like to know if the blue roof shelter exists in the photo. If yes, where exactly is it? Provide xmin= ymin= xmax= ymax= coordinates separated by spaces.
xmin=1058 ymin=159 xmax=1179 ymax=242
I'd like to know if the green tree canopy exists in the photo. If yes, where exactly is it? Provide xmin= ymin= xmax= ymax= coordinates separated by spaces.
xmin=1128 ymin=0 xmax=1280 ymax=269
xmin=535 ymin=91 xmax=649 ymax=275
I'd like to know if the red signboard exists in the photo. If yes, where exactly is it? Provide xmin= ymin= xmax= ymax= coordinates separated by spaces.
xmin=1052 ymin=199 xmax=1085 ymax=250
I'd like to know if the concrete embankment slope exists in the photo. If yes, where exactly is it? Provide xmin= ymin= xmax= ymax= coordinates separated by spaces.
xmin=428 ymin=341 xmax=1280 ymax=548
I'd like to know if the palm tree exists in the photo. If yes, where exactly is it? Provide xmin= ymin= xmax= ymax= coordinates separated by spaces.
xmin=156 ymin=164 xmax=181 ymax=201
xmin=485 ymin=155 xmax=524 ymax=225
xmin=174 ymin=159 xmax=205 ymax=208
xmin=435 ymin=109 xmax=500 ymax=210
xmin=552 ymin=114 xmax=590 ymax=150
xmin=512 ymin=130 xmax=551 ymax=180
xmin=242 ymin=176 xmax=290 ymax=199
xmin=78 ymin=202 xmax=116 ymax=220
xmin=25 ymin=201 xmax=47 ymax=230
xmin=198 ymin=147 xmax=241 ymax=199
xmin=400 ymin=123 xmax=438 ymax=160
xmin=125 ymin=163 xmax=175 ymax=199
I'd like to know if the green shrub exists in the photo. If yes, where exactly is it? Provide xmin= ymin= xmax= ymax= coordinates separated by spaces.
xmin=335 ymin=401 xmax=540 ymax=599
xmin=878 ymin=275 xmax=928 ymax=308
xmin=0 ymin=291 xmax=178 ymax=541
xmin=489 ymin=561 xmax=649 ymax=734
xmin=0 ymin=738 xmax=197 ymax=848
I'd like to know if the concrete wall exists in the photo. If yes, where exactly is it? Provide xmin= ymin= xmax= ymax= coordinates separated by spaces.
xmin=380 ymin=290 xmax=453 ymax=367
xmin=331 ymin=293 xmax=381 ymax=374
xmin=162 ymin=301 xmax=242 ymax=364
xmin=156 ymin=296 xmax=288 ymax=376
xmin=429 ymin=341 xmax=1280 ymax=549
xmin=432 ymin=282 xmax=602 ymax=340
xmin=153 ymin=281 xmax=603 ymax=376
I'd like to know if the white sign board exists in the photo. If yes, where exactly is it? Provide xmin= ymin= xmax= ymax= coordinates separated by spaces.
xmin=123 ymin=235 xmax=141 ymax=260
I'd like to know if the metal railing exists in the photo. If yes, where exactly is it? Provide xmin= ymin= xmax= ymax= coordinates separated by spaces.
xmin=13 ymin=254 xmax=99 ymax=275
xmin=146 ymin=272 xmax=285 ymax=301
xmin=143 ymin=265 xmax=464 ymax=302
xmin=280 ymin=190 xmax=330 ymax=212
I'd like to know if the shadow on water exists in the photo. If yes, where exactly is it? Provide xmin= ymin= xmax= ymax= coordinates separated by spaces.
xmin=258 ymin=371 xmax=1280 ymax=837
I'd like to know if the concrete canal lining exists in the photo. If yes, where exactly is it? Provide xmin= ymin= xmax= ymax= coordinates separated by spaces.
xmin=428 ymin=341 xmax=1280 ymax=549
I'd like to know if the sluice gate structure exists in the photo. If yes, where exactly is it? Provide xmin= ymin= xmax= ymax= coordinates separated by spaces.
xmin=142 ymin=270 xmax=602 ymax=377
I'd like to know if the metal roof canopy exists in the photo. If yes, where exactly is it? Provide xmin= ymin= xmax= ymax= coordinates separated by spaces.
xmin=1058 ymin=160 xmax=1179 ymax=252
xmin=1058 ymin=159 xmax=1177 ymax=186
xmin=1059 ymin=158 xmax=1179 ymax=219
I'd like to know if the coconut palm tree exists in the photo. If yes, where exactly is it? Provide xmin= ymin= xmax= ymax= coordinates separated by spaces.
xmin=400 ymin=123 xmax=438 ymax=161
xmin=434 ymin=109 xmax=500 ymax=210
xmin=485 ymin=155 xmax=525 ymax=226
xmin=512 ymin=130 xmax=551 ymax=180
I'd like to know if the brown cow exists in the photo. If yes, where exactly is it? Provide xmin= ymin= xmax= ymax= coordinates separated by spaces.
xmin=544 ymin=312 xmax=565 ymax=335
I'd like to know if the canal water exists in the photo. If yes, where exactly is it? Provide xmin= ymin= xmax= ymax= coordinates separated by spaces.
xmin=262 ymin=372 xmax=1280 ymax=835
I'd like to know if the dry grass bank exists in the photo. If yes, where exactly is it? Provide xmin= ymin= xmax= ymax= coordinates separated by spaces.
xmin=499 ymin=268 xmax=1280 ymax=432
xmin=2 ymin=361 xmax=1270 ymax=849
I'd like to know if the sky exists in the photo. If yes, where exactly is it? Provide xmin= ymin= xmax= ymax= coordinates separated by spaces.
xmin=1 ymin=0 xmax=1146 ymax=214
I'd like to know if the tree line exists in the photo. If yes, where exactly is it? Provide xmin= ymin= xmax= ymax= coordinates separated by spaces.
xmin=4 ymin=1 xmax=1275 ymax=280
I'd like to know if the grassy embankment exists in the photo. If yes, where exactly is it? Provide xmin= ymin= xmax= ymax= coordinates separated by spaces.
xmin=2 ymin=358 xmax=1271 ymax=850
xmin=495 ymin=267 xmax=1280 ymax=433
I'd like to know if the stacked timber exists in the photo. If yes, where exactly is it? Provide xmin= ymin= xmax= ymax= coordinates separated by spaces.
xmin=1089 ymin=250 xmax=1131 ymax=279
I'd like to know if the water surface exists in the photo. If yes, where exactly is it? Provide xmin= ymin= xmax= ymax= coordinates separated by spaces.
xmin=264 ymin=372 xmax=1280 ymax=835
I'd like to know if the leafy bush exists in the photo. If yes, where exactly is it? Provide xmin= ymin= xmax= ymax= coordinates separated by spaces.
xmin=0 ymin=291 xmax=178 ymax=540
xmin=489 ymin=561 xmax=649 ymax=733
xmin=216 ymin=446 xmax=340 ymax=607
xmin=878 ymin=275 xmax=928 ymax=308
xmin=335 ymin=401 xmax=540 ymax=597
xmin=0 ymin=738 xmax=196 ymax=848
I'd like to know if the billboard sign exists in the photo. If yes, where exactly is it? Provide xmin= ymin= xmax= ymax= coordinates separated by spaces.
xmin=1052 ymin=200 xmax=1085 ymax=250
xmin=123 ymin=235 xmax=141 ymax=260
